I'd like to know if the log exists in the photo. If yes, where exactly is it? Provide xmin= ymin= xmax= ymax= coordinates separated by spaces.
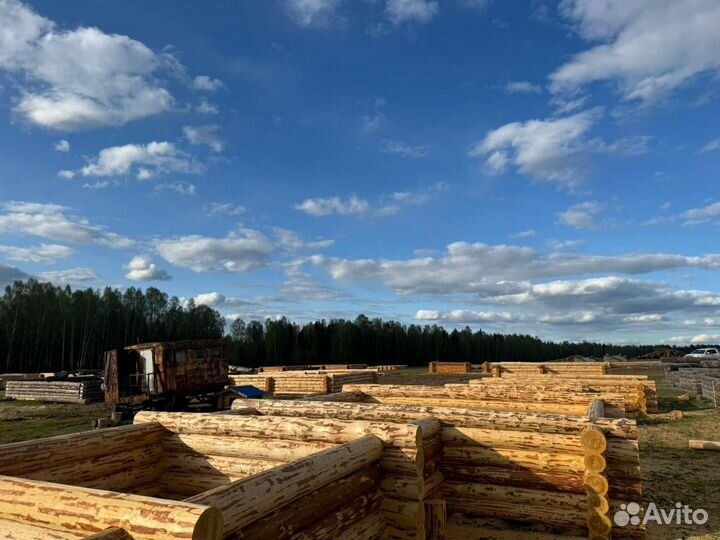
xmin=136 ymin=411 xmax=422 ymax=448
xmin=164 ymin=452 xmax=283 ymax=478
xmin=689 ymin=439 xmax=720 ymax=450
xmin=82 ymin=529 xmax=134 ymax=540
xmin=446 ymin=515 xmax=586 ymax=540
xmin=163 ymin=433 xmax=335 ymax=462
xmin=188 ymin=435 xmax=384 ymax=535
xmin=363 ymin=396 xmax=592 ymax=416
xmin=304 ymin=391 xmax=366 ymax=402
xmin=332 ymin=512 xmax=385 ymax=540
xmin=0 ymin=423 xmax=167 ymax=476
xmin=0 ymin=517 xmax=88 ymax=539
xmin=425 ymin=499 xmax=447 ymax=539
xmin=229 ymin=399 xmax=638 ymax=438
xmin=0 ymin=475 xmax=223 ymax=540
xmin=233 ymin=465 xmax=381 ymax=540
xmin=443 ymin=446 xmax=585 ymax=472
xmin=285 ymin=489 xmax=382 ymax=540
xmin=380 ymin=497 xmax=425 ymax=531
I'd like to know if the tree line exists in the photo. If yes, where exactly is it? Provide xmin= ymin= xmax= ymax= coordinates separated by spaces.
xmin=0 ymin=279 xmax=691 ymax=373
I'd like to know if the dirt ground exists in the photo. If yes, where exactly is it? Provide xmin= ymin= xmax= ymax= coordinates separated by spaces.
xmin=1 ymin=366 xmax=719 ymax=539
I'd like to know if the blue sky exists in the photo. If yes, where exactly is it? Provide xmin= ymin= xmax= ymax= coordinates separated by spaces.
xmin=1 ymin=0 xmax=719 ymax=344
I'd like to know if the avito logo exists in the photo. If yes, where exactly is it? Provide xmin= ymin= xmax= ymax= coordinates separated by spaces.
xmin=614 ymin=502 xmax=708 ymax=527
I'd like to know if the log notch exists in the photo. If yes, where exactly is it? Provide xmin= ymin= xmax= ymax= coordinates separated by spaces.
xmin=187 ymin=435 xmax=383 ymax=535
xmin=689 ymin=439 xmax=720 ymax=450
xmin=0 ymin=475 xmax=223 ymax=540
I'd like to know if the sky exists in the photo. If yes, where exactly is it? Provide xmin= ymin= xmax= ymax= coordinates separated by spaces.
xmin=1 ymin=0 xmax=719 ymax=345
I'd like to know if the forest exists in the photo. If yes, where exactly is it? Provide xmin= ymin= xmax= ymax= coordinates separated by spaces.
xmin=0 ymin=279 xmax=688 ymax=373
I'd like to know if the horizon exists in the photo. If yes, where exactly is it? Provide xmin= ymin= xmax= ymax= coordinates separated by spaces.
xmin=2 ymin=0 xmax=720 ymax=346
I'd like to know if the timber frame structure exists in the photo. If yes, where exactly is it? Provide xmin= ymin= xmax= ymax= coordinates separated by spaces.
xmin=0 ymin=373 xmax=645 ymax=539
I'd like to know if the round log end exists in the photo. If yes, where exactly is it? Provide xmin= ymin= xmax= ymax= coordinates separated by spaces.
xmin=583 ymin=473 xmax=609 ymax=497
xmin=583 ymin=453 xmax=607 ymax=474
xmin=587 ymin=511 xmax=612 ymax=535
xmin=194 ymin=507 xmax=224 ymax=540
xmin=580 ymin=427 xmax=607 ymax=453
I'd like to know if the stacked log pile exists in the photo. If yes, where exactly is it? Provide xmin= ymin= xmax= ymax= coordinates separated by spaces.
xmin=488 ymin=362 xmax=609 ymax=377
xmin=5 ymin=379 xmax=103 ymax=404
xmin=228 ymin=371 xmax=378 ymax=397
xmin=667 ymin=367 xmax=720 ymax=403
xmin=477 ymin=374 xmax=658 ymax=414
xmin=342 ymin=383 xmax=632 ymax=417
xmin=429 ymin=362 xmax=471 ymax=374
xmin=0 ymin=373 xmax=40 ymax=391
xmin=231 ymin=398 xmax=643 ymax=539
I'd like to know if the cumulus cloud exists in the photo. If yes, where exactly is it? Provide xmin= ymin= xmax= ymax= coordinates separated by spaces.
xmin=284 ymin=0 xmax=345 ymax=28
xmin=37 ymin=267 xmax=100 ymax=287
xmin=154 ymin=229 xmax=273 ymax=272
xmin=551 ymin=0 xmax=720 ymax=103
xmin=312 ymin=241 xmax=720 ymax=295
xmin=0 ymin=243 xmax=72 ymax=264
xmin=0 ymin=201 xmax=133 ymax=248
xmin=196 ymin=99 xmax=219 ymax=115
xmin=505 ymin=81 xmax=543 ymax=94
xmin=416 ymin=309 xmax=516 ymax=323
xmin=71 ymin=141 xmax=203 ymax=180
xmin=557 ymin=201 xmax=603 ymax=229
xmin=0 ymin=0 xmax=178 ymax=130
xmin=192 ymin=75 xmax=224 ymax=92
xmin=385 ymin=0 xmax=439 ymax=25
xmin=183 ymin=125 xmax=224 ymax=153
xmin=382 ymin=139 xmax=430 ymax=158
xmin=193 ymin=291 xmax=226 ymax=306
xmin=295 ymin=196 xmax=370 ymax=216
xmin=124 ymin=255 xmax=171 ymax=281
xmin=54 ymin=139 xmax=70 ymax=152
xmin=668 ymin=334 xmax=720 ymax=345
xmin=701 ymin=140 xmax=720 ymax=153
xmin=469 ymin=109 xmax=599 ymax=187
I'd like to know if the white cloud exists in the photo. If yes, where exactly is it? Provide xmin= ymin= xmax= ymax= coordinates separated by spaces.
xmin=700 ymin=139 xmax=720 ymax=153
xmin=183 ymin=125 xmax=224 ymax=153
xmin=382 ymin=139 xmax=430 ymax=158
xmin=54 ymin=139 xmax=70 ymax=152
xmin=295 ymin=195 xmax=370 ymax=216
xmin=0 ymin=0 xmax=176 ymax=130
xmin=510 ymin=229 xmax=536 ymax=239
xmin=124 ymin=255 xmax=171 ymax=281
xmin=274 ymin=228 xmax=334 ymax=251
xmin=155 ymin=229 xmax=273 ymax=272
xmin=192 ymin=75 xmax=225 ymax=92
xmin=361 ymin=114 xmax=384 ymax=134
xmin=505 ymin=81 xmax=542 ymax=94
xmin=557 ymin=201 xmax=602 ymax=229
xmin=681 ymin=201 xmax=720 ymax=225
xmin=469 ymin=109 xmax=599 ymax=187
xmin=57 ymin=170 xmax=75 ymax=180
xmin=312 ymin=241 xmax=720 ymax=295
xmin=668 ymin=334 xmax=720 ymax=345
xmin=193 ymin=291 xmax=226 ymax=306
xmin=196 ymin=99 xmax=219 ymax=115
xmin=208 ymin=202 xmax=245 ymax=216
xmin=74 ymin=141 xmax=202 ymax=180
xmin=154 ymin=181 xmax=197 ymax=196
xmin=458 ymin=0 xmax=491 ymax=12
xmin=385 ymin=0 xmax=439 ymax=25
xmin=284 ymin=0 xmax=345 ymax=28
xmin=551 ymin=0 xmax=720 ymax=103
xmin=37 ymin=267 xmax=100 ymax=287
xmin=0 ymin=243 xmax=72 ymax=264
xmin=416 ymin=309 xmax=516 ymax=323
xmin=0 ymin=201 xmax=133 ymax=248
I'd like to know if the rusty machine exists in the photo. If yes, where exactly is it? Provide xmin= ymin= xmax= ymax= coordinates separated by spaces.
xmin=103 ymin=339 xmax=229 ymax=412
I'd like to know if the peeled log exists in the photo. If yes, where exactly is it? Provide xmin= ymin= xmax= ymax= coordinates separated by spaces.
xmin=82 ymin=529 xmax=134 ymax=540
xmin=229 ymin=399 xmax=637 ymax=439
xmin=164 ymin=452 xmax=283 ymax=478
xmin=286 ymin=489 xmax=382 ymax=540
xmin=446 ymin=515 xmax=586 ymax=540
xmin=0 ymin=423 xmax=167 ymax=477
xmin=163 ymin=433 xmax=335 ymax=462
xmin=0 ymin=475 xmax=223 ymax=540
xmin=443 ymin=446 xmax=585 ymax=472
xmin=188 ymin=435 xmax=383 ymax=535
xmin=367 ymin=396 xmax=591 ymax=416
xmin=380 ymin=497 xmax=425 ymax=531
xmin=136 ymin=411 xmax=421 ymax=448
xmin=304 ymin=391 xmax=366 ymax=402
xmin=689 ymin=439 xmax=720 ymax=450
xmin=233 ymin=465 xmax=381 ymax=540
xmin=333 ymin=512 xmax=385 ymax=540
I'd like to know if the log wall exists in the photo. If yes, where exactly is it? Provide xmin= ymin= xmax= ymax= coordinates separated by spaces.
xmin=428 ymin=362 xmax=471 ymax=374
xmin=228 ymin=371 xmax=379 ymax=397
xmin=5 ymin=379 xmax=103 ymax=404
